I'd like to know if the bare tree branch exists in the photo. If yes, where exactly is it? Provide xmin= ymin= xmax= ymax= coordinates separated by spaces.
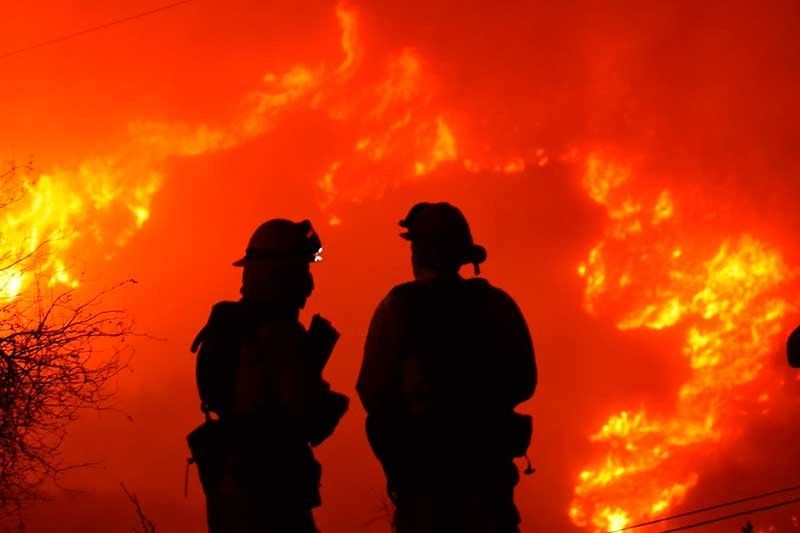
xmin=0 ymin=158 xmax=33 ymax=210
xmin=121 ymin=483 xmax=156 ymax=533
xmin=0 ymin=162 xmax=133 ymax=515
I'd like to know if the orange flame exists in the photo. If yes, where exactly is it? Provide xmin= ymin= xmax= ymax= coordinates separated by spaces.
xmin=570 ymin=154 xmax=797 ymax=531
xmin=0 ymin=160 xmax=161 ymax=299
xmin=2 ymin=2 xmax=550 ymax=299
xmin=229 ymin=3 xmax=548 ymax=218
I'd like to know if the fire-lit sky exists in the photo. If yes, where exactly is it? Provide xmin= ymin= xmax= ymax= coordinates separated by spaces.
xmin=2 ymin=1 xmax=800 ymax=532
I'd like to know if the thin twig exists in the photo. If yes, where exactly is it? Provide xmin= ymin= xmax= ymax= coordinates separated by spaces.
xmin=121 ymin=483 xmax=156 ymax=533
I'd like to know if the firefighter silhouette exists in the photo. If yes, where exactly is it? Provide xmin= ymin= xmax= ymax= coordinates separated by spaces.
xmin=357 ymin=202 xmax=538 ymax=533
xmin=187 ymin=219 xmax=347 ymax=533
xmin=789 ymin=324 xmax=800 ymax=368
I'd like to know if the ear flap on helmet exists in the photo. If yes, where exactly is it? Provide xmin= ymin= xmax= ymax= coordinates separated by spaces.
xmin=470 ymin=245 xmax=487 ymax=275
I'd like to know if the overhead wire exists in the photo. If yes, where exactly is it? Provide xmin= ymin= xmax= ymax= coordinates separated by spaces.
xmin=610 ymin=482 xmax=800 ymax=532
xmin=0 ymin=0 xmax=198 ymax=61
xmin=660 ymin=495 xmax=800 ymax=533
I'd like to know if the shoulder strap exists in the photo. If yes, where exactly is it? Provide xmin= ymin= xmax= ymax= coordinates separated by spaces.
xmin=191 ymin=301 xmax=244 ymax=354
xmin=191 ymin=301 xmax=250 ymax=418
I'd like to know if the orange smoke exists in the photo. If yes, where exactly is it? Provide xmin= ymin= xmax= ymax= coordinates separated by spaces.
xmin=0 ymin=0 xmax=549 ymax=299
xmin=5 ymin=3 xmax=799 ymax=532
xmin=570 ymin=154 xmax=797 ymax=532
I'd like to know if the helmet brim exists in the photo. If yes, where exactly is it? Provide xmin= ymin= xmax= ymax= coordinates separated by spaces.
xmin=233 ymin=253 xmax=318 ymax=267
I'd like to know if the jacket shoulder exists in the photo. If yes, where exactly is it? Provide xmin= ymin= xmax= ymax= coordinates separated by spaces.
xmin=466 ymin=278 xmax=522 ymax=310
xmin=386 ymin=281 xmax=425 ymax=299
xmin=382 ymin=281 xmax=433 ymax=310
xmin=208 ymin=300 xmax=243 ymax=323
xmin=191 ymin=301 xmax=242 ymax=353
xmin=465 ymin=277 xmax=491 ymax=290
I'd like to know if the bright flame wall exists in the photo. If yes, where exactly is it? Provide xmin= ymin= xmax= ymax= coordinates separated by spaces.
xmin=2 ymin=1 xmax=800 ymax=531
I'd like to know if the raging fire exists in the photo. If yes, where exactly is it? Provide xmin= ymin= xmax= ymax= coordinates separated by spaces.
xmin=1 ymin=2 xmax=548 ymax=299
xmin=8 ymin=7 xmax=793 ymax=531
xmin=0 ymin=165 xmax=158 ymax=300
xmin=3 ymin=2 xmax=800 ymax=532
xmin=570 ymin=154 xmax=796 ymax=531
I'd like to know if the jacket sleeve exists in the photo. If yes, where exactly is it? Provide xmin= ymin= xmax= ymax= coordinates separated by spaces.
xmin=491 ymin=289 xmax=537 ymax=409
xmin=357 ymin=295 xmax=403 ymax=416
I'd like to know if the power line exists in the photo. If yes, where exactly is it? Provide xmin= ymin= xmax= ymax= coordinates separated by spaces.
xmin=0 ymin=0 xmax=198 ymax=61
xmin=660 ymin=495 xmax=800 ymax=533
xmin=611 ymin=483 xmax=800 ymax=532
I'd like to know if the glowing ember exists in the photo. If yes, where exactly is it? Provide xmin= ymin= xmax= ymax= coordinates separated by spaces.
xmin=570 ymin=154 xmax=797 ymax=531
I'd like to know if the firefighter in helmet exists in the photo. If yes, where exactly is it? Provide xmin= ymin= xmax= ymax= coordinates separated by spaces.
xmin=189 ymin=219 xmax=347 ymax=533
xmin=357 ymin=202 xmax=538 ymax=533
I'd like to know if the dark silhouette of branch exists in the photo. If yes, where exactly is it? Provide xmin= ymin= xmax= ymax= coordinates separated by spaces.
xmin=0 ymin=281 xmax=132 ymax=510
xmin=0 ymin=159 xmax=33 ymax=210
xmin=121 ymin=483 xmax=156 ymax=533
xmin=0 ymin=162 xmax=133 ymax=515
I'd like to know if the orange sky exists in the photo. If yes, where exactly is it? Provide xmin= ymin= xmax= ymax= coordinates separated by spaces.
xmin=3 ymin=1 xmax=800 ymax=531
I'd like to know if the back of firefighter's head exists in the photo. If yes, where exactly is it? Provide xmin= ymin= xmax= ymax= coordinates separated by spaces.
xmin=789 ymin=325 xmax=800 ymax=368
xmin=399 ymin=202 xmax=487 ymax=278
xmin=233 ymin=219 xmax=322 ymax=309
